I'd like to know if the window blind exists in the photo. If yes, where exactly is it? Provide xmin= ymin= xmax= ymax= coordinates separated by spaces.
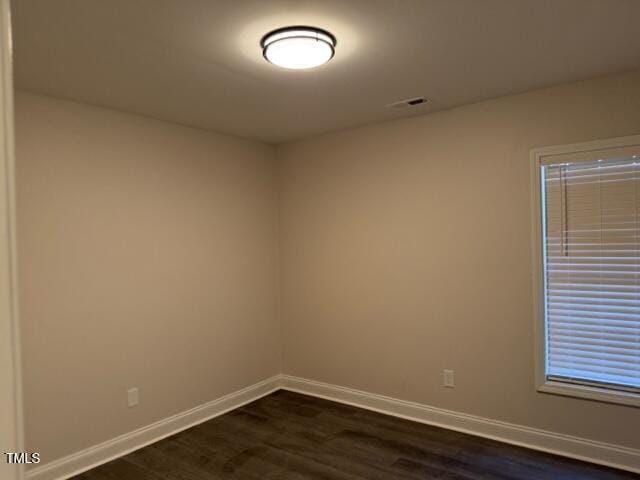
xmin=542 ymin=155 xmax=640 ymax=392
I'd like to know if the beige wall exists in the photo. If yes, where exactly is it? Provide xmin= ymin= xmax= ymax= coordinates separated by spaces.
xmin=278 ymin=69 xmax=640 ymax=449
xmin=15 ymin=69 xmax=640 ymax=466
xmin=15 ymin=92 xmax=280 ymax=464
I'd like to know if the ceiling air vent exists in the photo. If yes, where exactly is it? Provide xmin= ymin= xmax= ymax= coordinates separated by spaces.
xmin=385 ymin=96 xmax=431 ymax=109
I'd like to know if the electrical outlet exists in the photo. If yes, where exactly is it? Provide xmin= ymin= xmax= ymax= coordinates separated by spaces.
xmin=443 ymin=369 xmax=455 ymax=388
xmin=127 ymin=387 xmax=139 ymax=407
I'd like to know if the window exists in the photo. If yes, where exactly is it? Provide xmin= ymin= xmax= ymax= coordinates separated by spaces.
xmin=531 ymin=135 xmax=640 ymax=407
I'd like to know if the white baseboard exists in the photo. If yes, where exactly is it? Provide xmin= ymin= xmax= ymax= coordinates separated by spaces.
xmin=26 ymin=374 xmax=640 ymax=479
xmin=280 ymin=375 xmax=640 ymax=474
xmin=26 ymin=375 xmax=281 ymax=480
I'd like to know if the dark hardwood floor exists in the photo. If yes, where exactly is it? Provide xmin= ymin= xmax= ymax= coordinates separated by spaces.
xmin=72 ymin=390 xmax=637 ymax=480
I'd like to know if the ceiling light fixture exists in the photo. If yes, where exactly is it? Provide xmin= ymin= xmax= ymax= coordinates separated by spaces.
xmin=261 ymin=26 xmax=336 ymax=70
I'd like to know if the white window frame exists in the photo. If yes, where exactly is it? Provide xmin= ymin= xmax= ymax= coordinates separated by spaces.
xmin=530 ymin=134 xmax=640 ymax=408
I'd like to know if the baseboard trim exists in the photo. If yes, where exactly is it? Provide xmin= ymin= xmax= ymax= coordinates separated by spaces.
xmin=280 ymin=375 xmax=640 ymax=474
xmin=26 ymin=375 xmax=282 ymax=480
xmin=26 ymin=374 xmax=640 ymax=479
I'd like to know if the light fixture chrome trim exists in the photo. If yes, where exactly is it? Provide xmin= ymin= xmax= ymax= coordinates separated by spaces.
xmin=260 ymin=26 xmax=337 ymax=69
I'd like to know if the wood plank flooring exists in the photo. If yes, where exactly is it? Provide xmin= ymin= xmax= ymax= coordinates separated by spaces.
xmin=72 ymin=390 xmax=638 ymax=480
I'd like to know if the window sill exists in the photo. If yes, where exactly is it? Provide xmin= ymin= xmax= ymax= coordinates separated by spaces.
xmin=539 ymin=380 xmax=640 ymax=408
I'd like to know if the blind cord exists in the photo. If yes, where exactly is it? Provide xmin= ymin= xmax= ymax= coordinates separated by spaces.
xmin=560 ymin=165 xmax=569 ymax=256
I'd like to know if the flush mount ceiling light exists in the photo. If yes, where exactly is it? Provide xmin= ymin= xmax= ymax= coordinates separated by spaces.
xmin=261 ymin=26 xmax=336 ymax=70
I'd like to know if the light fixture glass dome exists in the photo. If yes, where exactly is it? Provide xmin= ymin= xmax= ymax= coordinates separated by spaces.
xmin=261 ymin=26 xmax=336 ymax=70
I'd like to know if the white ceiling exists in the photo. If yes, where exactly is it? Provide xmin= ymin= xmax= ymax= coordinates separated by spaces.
xmin=12 ymin=0 xmax=640 ymax=144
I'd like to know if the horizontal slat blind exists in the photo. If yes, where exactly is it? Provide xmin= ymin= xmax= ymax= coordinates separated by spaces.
xmin=543 ymin=156 xmax=640 ymax=391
